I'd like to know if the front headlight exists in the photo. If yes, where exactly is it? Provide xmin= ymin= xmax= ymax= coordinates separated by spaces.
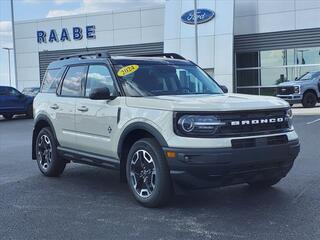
xmin=286 ymin=108 xmax=293 ymax=129
xmin=176 ymin=115 xmax=225 ymax=136
xmin=294 ymin=86 xmax=300 ymax=94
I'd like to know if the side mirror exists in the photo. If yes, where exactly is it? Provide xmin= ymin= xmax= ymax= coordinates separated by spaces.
xmin=220 ymin=85 xmax=228 ymax=93
xmin=89 ymin=87 xmax=114 ymax=100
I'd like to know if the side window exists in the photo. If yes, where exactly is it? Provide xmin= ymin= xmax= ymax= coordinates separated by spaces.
xmin=41 ymin=69 xmax=61 ymax=93
xmin=0 ymin=87 xmax=8 ymax=96
xmin=85 ymin=65 xmax=116 ymax=97
xmin=61 ymin=65 xmax=87 ymax=97
xmin=8 ymin=88 xmax=21 ymax=96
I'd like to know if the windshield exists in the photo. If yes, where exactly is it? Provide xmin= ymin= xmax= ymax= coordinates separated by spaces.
xmin=115 ymin=64 xmax=223 ymax=97
xmin=297 ymin=71 xmax=320 ymax=81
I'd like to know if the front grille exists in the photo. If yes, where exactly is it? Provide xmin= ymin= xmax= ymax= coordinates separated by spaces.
xmin=174 ymin=109 xmax=291 ymax=138
xmin=277 ymin=86 xmax=294 ymax=95
xmin=215 ymin=109 xmax=290 ymax=137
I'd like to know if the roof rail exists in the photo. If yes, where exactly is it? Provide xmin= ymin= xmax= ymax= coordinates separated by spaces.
xmin=59 ymin=51 xmax=111 ymax=60
xmin=136 ymin=53 xmax=186 ymax=60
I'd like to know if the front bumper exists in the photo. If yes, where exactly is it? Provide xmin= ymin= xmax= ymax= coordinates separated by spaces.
xmin=277 ymin=94 xmax=302 ymax=104
xmin=163 ymin=139 xmax=300 ymax=189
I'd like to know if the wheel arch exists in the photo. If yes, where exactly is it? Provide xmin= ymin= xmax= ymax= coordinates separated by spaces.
xmin=32 ymin=115 xmax=58 ymax=160
xmin=303 ymin=88 xmax=318 ymax=97
xmin=117 ymin=122 xmax=168 ymax=182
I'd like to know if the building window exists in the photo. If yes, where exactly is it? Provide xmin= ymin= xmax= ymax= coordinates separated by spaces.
xmin=235 ymin=47 xmax=320 ymax=95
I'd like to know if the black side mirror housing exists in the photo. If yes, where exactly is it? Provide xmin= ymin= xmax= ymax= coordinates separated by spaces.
xmin=89 ymin=87 xmax=115 ymax=100
xmin=220 ymin=85 xmax=228 ymax=93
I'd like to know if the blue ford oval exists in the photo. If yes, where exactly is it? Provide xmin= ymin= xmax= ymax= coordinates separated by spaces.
xmin=181 ymin=8 xmax=215 ymax=25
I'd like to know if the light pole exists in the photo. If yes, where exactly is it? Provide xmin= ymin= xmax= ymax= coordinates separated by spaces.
xmin=194 ymin=0 xmax=198 ymax=64
xmin=10 ymin=0 xmax=18 ymax=89
xmin=2 ymin=47 xmax=13 ymax=86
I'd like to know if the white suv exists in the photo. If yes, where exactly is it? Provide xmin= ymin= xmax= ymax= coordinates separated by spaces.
xmin=32 ymin=52 xmax=300 ymax=207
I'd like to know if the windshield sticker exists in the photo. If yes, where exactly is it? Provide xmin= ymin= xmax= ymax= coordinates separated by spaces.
xmin=117 ymin=65 xmax=139 ymax=77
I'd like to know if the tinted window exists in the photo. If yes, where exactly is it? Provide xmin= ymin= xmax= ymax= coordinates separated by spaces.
xmin=85 ymin=65 xmax=116 ymax=97
xmin=0 ymin=87 xmax=8 ymax=96
xmin=8 ymin=87 xmax=21 ymax=96
xmin=61 ymin=66 xmax=87 ymax=97
xmin=41 ymin=69 xmax=62 ymax=93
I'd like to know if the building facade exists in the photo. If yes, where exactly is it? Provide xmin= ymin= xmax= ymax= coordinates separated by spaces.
xmin=14 ymin=0 xmax=320 ymax=95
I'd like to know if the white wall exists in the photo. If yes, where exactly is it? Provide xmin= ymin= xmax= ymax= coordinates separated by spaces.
xmin=14 ymin=6 xmax=165 ymax=90
xmin=235 ymin=0 xmax=320 ymax=35
xmin=164 ymin=0 xmax=235 ymax=92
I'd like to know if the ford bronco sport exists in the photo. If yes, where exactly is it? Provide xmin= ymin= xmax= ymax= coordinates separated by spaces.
xmin=32 ymin=52 xmax=300 ymax=207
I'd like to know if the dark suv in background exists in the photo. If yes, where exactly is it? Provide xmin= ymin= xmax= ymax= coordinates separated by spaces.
xmin=0 ymin=86 xmax=34 ymax=120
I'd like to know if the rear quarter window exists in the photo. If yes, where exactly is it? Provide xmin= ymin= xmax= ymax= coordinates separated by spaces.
xmin=41 ymin=68 xmax=63 ymax=93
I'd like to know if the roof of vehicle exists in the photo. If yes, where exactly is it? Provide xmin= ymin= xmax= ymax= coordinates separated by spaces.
xmin=47 ymin=52 xmax=193 ymax=69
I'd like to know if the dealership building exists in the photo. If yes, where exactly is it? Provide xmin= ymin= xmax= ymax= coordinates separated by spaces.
xmin=14 ymin=0 xmax=320 ymax=95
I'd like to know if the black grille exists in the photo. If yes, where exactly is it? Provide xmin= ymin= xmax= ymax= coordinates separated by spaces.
xmin=174 ymin=109 xmax=291 ymax=138
xmin=277 ymin=86 xmax=294 ymax=95
xmin=231 ymin=135 xmax=288 ymax=148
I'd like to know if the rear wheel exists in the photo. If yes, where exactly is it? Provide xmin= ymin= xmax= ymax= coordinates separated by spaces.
xmin=126 ymin=138 xmax=173 ymax=207
xmin=3 ymin=113 xmax=14 ymax=120
xmin=36 ymin=127 xmax=66 ymax=177
xmin=248 ymin=178 xmax=281 ymax=188
xmin=302 ymin=92 xmax=317 ymax=108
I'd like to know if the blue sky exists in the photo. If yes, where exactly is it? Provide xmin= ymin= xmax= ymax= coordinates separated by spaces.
xmin=0 ymin=0 xmax=164 ymax=87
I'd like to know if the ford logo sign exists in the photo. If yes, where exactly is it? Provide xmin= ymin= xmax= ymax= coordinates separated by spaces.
xmin=181 ymin=9 xmax=215 ymax=25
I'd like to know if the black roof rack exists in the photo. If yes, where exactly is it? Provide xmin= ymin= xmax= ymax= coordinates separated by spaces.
xmin=59 ymin=51 xmax=111 ymax=60
xmin=135 ymin=53 xmax=186 ymax=60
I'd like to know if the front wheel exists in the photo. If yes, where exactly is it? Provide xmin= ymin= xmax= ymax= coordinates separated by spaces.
xmin=36 ymin=127 xmax=66 ymax=177
xmin=302 ymin=92 xmax=317 ymax=108
xmin=126 ymin=138 xmax=173 ymax=207
xmin=247 ymin=178 xmax=281 ymax=188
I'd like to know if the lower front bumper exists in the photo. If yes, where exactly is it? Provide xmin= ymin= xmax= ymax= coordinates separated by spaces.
xmin=163 ymin=139 xmax=300 ymax=189
xmin=277 ymin=95 xmax=302 ymax=104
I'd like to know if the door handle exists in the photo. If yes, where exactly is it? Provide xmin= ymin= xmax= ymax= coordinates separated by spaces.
xmin=50 ymin=104 xmax=59 ymax=110
xmin=77 ymin=106 xmax=88 ymax=112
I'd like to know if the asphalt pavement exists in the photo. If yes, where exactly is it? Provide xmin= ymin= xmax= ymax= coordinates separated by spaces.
xmin=0 ymin=112 xmax=319 ymax=240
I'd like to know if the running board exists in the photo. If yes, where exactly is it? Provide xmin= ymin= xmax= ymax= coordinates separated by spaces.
xmin=57 ymin=146 xmax=120 ymax=170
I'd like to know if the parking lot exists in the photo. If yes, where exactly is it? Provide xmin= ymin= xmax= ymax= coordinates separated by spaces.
xmin=0 ymin=108 xmax=320 ymax=240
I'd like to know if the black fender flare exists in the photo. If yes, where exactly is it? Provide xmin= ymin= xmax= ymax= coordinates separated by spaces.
xmin=32 ymin=114 xmax=58 ymax=159
xmin=117 ymin=122 xmax=168 ymax=158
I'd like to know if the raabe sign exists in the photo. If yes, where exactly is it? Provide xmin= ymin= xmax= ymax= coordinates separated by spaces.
xmin=181 ymin=9 xmax=215 ymax=25
xmin=37 ymin=25 xmax=96 ymax=44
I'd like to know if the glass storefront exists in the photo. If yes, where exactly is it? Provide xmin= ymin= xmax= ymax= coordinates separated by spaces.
xmin=235 ymin=47 xmax=320 ymax=95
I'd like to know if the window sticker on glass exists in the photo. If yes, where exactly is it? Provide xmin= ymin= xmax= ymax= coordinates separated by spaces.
xmin=117 ymin=65 xmax=139 ymax=77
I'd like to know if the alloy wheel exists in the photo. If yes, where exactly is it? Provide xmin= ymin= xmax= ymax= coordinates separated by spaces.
xmin=129 ymin=149 xmax=156 ymax=198
xmin=37 ymin=134 xmax=52 ymax=170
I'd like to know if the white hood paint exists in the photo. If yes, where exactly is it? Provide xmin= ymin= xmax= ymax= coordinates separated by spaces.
xmin=125 ymin=93 xmax=289 ymax=111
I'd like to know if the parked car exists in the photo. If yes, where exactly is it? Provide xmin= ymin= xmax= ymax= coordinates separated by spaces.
xmin=277 ymin=71 xmax=320 ymax=108
xmin=32 ymin=52 xmax=300 ymax=207
xmin=22 ymin=87 xmax=40 ymax=97
xmin=0 ymin=86 xmax=34 ymax=120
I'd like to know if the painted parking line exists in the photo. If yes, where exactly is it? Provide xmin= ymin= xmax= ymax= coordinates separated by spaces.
xmin=307 ymin=118 xmax=320 ymax=125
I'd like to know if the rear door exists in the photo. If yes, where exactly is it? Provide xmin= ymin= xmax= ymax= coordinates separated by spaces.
xmin=52 ymin=65 xmax=88 ymax=149
xmin=75 ymin=64 xmax=119 ymax=157
xmin=3 ymin=87 xmax=26 ymax=111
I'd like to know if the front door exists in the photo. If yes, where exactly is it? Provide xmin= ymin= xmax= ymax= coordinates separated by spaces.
xmin=75 ymin=64 xmax=119 ymax=157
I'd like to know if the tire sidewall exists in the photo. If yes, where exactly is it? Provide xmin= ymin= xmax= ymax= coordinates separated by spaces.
xmin=126 ymin=139 xmax=171 ymax=207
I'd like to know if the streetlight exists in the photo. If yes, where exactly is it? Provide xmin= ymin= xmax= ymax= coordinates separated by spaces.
xmin=194 ymin=0 xmax=198 ymax=64
xmin=2 ymin=47 xmax=13 ymax=86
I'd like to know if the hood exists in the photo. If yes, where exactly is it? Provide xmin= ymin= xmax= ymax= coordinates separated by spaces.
xmin=125 ymin=93 xmax=289 ymax=112
xmin=278 ymin=81 xmax=304 ymax=86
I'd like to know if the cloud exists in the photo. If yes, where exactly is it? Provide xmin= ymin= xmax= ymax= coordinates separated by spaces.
xmin=0 ymin=21 xmax=13 ymax=48
xmin=54 ymin=0 xmax=79 ymax=5
xmin=47 ymin=0 xmax=165 ymax=18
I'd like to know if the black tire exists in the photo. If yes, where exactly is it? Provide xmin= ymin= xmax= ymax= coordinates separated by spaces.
xmin=26 ymin=105 xmax=33 ymax=118
xmin=289 ymin=103 xmax=294 ymax=107
xmin=35 ymin=127 xmax=66 ymax=177
xmin=302 ymin=92 xmax=317 ymax=108
xmin=3 ymin=113 xmax=14 ymax=120
xmin=248 ymin=178 xmax=281 ymax=188
xmin=126 ymin=138 xmax=173 ymax=208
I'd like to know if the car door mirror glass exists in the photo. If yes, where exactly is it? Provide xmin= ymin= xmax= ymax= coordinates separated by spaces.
xmin=89 ymin=87 xmax=115 ymax=100
xmin=220 ymin=85 xmax=228 ymax=93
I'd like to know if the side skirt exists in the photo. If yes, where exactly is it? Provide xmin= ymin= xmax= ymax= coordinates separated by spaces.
xmin=57 ymin=146 xmax=120 ymax=170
